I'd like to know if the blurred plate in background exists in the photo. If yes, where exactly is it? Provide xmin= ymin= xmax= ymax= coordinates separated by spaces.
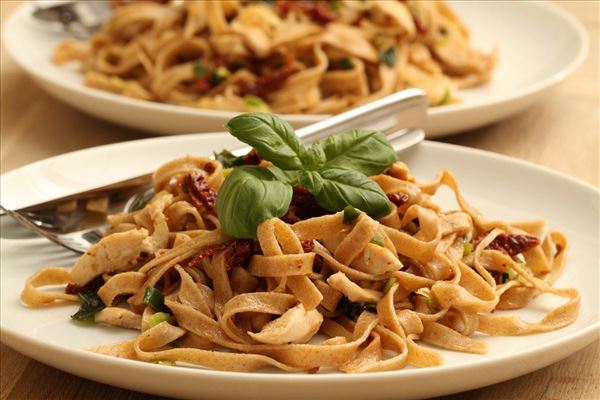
xmin=2 ymin=1 xmax=588 ymax=137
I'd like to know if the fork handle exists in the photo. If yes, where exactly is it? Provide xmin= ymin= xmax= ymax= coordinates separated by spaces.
xmin=8 ymin=90 xmax=427 ymax=213
xmin=230 ymin=89 xmax=427 ymax=156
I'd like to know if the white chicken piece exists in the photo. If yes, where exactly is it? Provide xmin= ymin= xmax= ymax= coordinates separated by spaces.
xmin=327 ymin=272 xmax=382 ymax=303
xmin=351 ymin=243 xmax=403 ymax=275
xmin=248 ymin=303 xmax=323 ymax=345
xmin=371 ymin=0 xmax=416 ymax=38
xmin=70 ymin=228 xmax=148 ymax=286
xmin=321 ymin=24 xmax=378 ymax=63
xmin=95 ymin=307 xmax=142 ymax=330
xmin=134 ymin=191 xmax=172 ymax=254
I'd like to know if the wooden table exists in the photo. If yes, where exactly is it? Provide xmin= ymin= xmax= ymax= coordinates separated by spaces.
xmin=1 ymin=1 xmax=598 ymax=399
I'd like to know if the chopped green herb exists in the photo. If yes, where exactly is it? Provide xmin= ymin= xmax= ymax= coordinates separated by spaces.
xmin=228 ymin=61 xmax=246 ymax=71
xmin=463 ymin=242 xmax=474 ymax=257
xmin=416 ymin=287 xmax=440 ymax=313
xmin=438 ymin=26 xmax=448 ymax=36
xmin=243 ymin=95 xmax=270 ymax=112
xmin=71 ymin=278 xmax=106 ymax=322
xmin=193 ymin=62 xmax=209 ymax=77
xmin=343 ymin=205 xmax=361 ymax=224
xmin=502 ymin=264 xmax=529 ymax=284
xmin=214 ymin=149 xmax=245 ymax=168
xmin=109 ymin=76 xmax=125 ymax=89
xmin=71 ymin=291 xmax=105 ymax=322
xmin=363 ymin=303 xmax=377 ymax=312
xmin=143 ymin=287 xmax=166 ymax=312
xmin=339 ymin=297 xmax=376 ymax=319
xmin=337 ymin=57 xmax=354 ymax=70
xmin=383 ymin=277 xmax=396 ymax=293
xmin=211 ymin=67 xmax=231 ymax=84
xmin=379 ymin=47 xmax=397 ymax=67
xmin=371 ymin=231 xmax=385 ymax=247
xmin=147 ymin=311 xmax=172 ymax=328
xmin=438 ymin=89 xmax=452 ymax=106
xmin=328 ymin=0 xmax=341 ymax=11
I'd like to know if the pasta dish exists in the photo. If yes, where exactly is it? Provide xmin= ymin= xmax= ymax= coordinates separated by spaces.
xmin=21 ymin=113 xmax=578 ymax=373
xmin=53 ymin=0 xmax=496 ymax=113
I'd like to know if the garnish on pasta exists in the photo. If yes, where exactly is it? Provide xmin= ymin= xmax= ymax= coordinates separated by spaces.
xmin=21 ymin=114 xmax=579 ymax=373
xmin=53 ymin=0 xmax=497 ymax=113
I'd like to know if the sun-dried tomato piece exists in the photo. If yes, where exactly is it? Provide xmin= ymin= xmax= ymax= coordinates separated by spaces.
xmin=387 ymin=192 xmax=410 ymax=207
xmin=313 ymin=254 xmax=324 ymax=272
xmin=252 ymin=240 xmax=264 ymax=256
xmin=275 ymin=1 xmax=339 ymax=24
xmin=487 ymin=233 xmax=540 ymax=256
xmin=243 ymin=149 xmax=262 ymax=165
xmin=188 ymin=239 xmax=253 ymax=269
xmin=188 ymin=243 xmax=229 ymax=267
xmin=65 ymin=275 xmax=104 ymax=295
xmin=302 ymin=240 xmax=315 ymax=253
xmin=224 ymin=239 xmax=253 ymax=270
xmin=281 ymin=205 xmax=301 ymax=224
xmin=281 ymin=187 xmax=329 ymax=223
xmin=194 ymin=77 xmax=214 ymax=93
xmin=183 ymin=171 xmax=217 ymax=213
xmin=474 ymin=232 xmax=540 ymax=256
xmin=240 ymin=55 xmax=296 ymax=98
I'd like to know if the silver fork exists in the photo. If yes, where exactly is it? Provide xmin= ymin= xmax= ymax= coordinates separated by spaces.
xmin=0 ymin=89 xmax=427 ymax=254
xmin=32 ymin=1 xmax=111 ymax=39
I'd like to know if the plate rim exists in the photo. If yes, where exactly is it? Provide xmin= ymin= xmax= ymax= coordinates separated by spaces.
xmin=2 ymin=1 xmax=589 ymax=125
xmin=2 ymin=136 xmax=599 ymax=197
xmin=1 ymin=138 xmax=598 ymax=385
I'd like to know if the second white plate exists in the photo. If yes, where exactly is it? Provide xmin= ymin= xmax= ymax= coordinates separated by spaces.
xmin=2 ymin=1 xmax=588 ymax=137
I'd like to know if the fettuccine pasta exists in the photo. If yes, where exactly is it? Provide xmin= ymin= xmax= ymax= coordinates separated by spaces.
xmin=22 ymin=156 xmax=579 ymax=373
xmin=53 ymin=0 xmax=496 ymax=113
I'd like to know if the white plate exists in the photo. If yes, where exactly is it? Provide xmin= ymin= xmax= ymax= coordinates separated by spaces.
xmin=1 ymin=135 xmax=598 ymax=400
xmin=2 ymin=1 xmax=588 ymax=137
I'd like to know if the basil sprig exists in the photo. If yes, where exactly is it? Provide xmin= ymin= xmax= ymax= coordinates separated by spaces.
xmin=217 ymin=113 xmax=397 ymax=238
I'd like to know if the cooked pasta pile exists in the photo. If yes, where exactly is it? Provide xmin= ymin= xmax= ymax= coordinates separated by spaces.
xmin=53 ymin=0 xmax=496 ymax=113
xmin=22 ymin=157 xmax=579 ymax=373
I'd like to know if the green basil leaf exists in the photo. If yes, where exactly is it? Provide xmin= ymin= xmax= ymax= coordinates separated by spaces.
xmin=216 ymin=166 xmax=292 ymax=239
xmin=225 ymin=113 xmax=305 ymax=170
xmin=313 ymin=129 xmax=397 ymax=176
xmin=299 ymin=168 xmax=392 ymax=219
xmin=213 ymin=149 xmax=245 ymax=168
xmin=268 ymin=166 xmax=301 ymax=186
xmin=300 ymin=146 xmax=326 ymax=171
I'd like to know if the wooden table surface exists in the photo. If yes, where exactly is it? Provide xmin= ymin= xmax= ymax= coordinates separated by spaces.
xmin=1 ymin=1 xmax=598 ymax=399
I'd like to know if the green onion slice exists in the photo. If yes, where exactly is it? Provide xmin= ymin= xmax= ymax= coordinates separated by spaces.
xmin=243 ymin=95 xmax=270 ymax=112
xmin=343 ymin=205 xmax=361 ymax=224
xmin=416 ymin=287 xmax=440 ymax=313
xmin=147 ymin=311 xmax=172 ymax=328
xmin=370 ymin=231 xmax=385 ymax=247
xmin=143 ymin=287 xmax=166 ymax=311
xmin=463 ymin=242 xmax=474 ymax=257
xmin=383 ymin=277 xmax=396 ymax=293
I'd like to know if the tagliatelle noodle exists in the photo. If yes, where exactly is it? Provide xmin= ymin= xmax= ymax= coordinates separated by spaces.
xmin=21 ymin=158 xmax=579 ymax=373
